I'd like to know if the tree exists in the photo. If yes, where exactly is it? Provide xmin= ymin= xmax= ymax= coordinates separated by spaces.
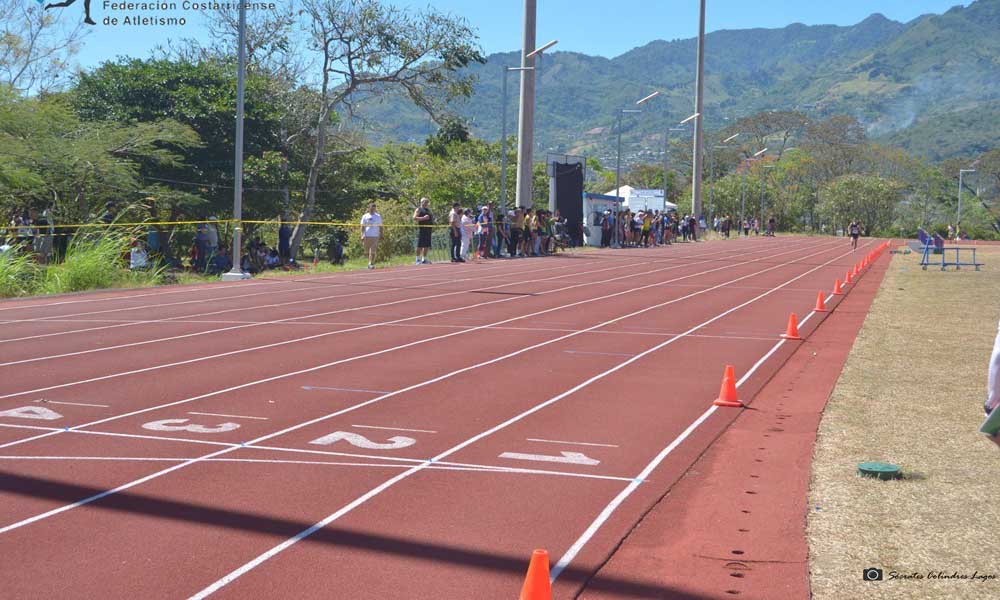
xmin=291 ymin=0 xmax=484 ymax=257
xmin=0 ymin=0 xmax=87 ymax=93
xmin=72 ymin=57 xmax=288 ymax=220
xmin=729 ymin=110 xmax=808 ymax=160
xmin=819 ymin=174 xmax=902 ymax=235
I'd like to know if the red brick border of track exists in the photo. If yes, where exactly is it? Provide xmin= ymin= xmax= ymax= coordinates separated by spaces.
xmin=579 ymin=246 xmax=891 ymax=600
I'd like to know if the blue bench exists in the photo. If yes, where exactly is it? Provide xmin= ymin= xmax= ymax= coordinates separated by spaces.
xmin=921 ymin=244 xmax=984 ymax=271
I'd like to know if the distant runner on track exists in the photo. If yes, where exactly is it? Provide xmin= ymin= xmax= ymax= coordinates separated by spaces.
xmin=848 ymin=220 xmax=860 ymax=250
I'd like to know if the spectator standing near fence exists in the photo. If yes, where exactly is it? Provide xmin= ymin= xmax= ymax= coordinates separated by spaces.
xmin=461 ymin=208 xmax=474 ymax=260
xmin=278 ymin=216 xmax=292 ymax=266
xmin=360 ymin=202 xmax=382 ymax=269
xmin=413 ymin=197 xmax=434 ymax=265
xmin=448 ymin=203 xmax=464 ymax=263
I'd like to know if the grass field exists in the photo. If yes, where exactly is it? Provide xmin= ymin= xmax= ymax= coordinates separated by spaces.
xmin=808 ymin=245 xmax=1000 ymax=599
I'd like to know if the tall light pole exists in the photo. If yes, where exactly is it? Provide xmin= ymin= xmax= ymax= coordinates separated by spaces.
xmin=500 ymin=65 xmax=535 ymax=210
xmin=663 ymin=125 xmax=687 ymax=215
xmin=958 ymin=168 xmax=976 ymax=228
xmin=708 ymin=132 xmax=739 ymax=225
xmin=613 ymin=91 xmax=660 ymax=247
xmin=222 ymin=1 xmax=249 ymax=281
xmin=513 ymin=0 xmax=555 ymax=209
xmin=690 ymin=0 xmax=707 ymax=228
xmin=709 ymin=132 xmax=741 ymax=222
xmin=761 ymin=164 xmax=775 ymax=230
xmin=740 ymin=147 xmax=767 ymax=234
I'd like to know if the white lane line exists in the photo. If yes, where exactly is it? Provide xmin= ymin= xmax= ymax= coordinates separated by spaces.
xmin=0 ymin=240 xmax=830 ymax=540
xmin=351 ymin=425 xmax=437 ymax=434
xmin=0 ymin=252 xmax=579 ymax=346
xmin=185 ymin=241 xmax=853 ymax=599
xmin=0 ymin=259 xmax=616 ymax=395
xmin=302 ymin=386 xmax=390 ymax=395
xmin=0 ymin=259 xmax=593 ymax=362
xmin=526 ymin=438 xmax=619 ymax=448
xmin=0 ymin=455 xmax=638 ymax=483
xmin=563 ymin=350 xmax=636 ymax=358
xmin=188 ymin=412 xmax=268 ymax=421
xmin=34 ymin=400 xmax=110 ymax=408
xmin=0 ymin=423 xmax=626 ymax=482
xmin=548 ymin=242 xmax=877 ymax=582
xmin=0 ymin=242 xmax=760 ymax=402
xmin=0 ymin=240 xmax=807 ymax=451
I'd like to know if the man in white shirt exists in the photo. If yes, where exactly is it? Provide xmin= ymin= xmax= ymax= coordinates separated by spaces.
xmin=360 ymin=203 xmax=382 ymax=269
xmin=983 ymin=318 xmax=1000 ymax=447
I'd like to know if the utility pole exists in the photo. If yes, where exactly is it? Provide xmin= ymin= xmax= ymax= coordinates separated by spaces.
xmin=222 ymin=1 xmax=250 ymax=281
xmin=514 ymin=0 xmax=537 ymax=209
xmin=690 ymin=0 xmax=707 ymax=229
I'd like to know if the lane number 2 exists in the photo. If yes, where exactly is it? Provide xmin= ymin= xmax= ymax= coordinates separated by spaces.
xmin=310 ymin=431 xmax=416 ymax=450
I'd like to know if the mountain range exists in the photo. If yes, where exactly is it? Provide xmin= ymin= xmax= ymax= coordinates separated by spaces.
xmin=356 ymin=0 xmax=1000 ymax=163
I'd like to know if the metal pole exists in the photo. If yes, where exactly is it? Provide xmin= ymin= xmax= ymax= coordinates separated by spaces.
xmin=958 ymin=170 xmax=964 ymax=227
xmin=690 ymin=0 xmax=707 ymax=228
xmin=222 ymin=1 xmax=248 ymax=281
xmin=615 ymin=111 xmax=623 ymax=248
xmin=759 ymin=165 xmax=766 ymax=225
xmin=663 ymin=128 xmax=669 ymax=212
xmin=740 ymin=164 xmax=746 ymax=235
xmin=514 ymin=0 xmax=537 ymax=209
xmin=708 ymin=143 xmax=714 ymax=224
xmin=500 ymin=67 xmax=509 ymax=211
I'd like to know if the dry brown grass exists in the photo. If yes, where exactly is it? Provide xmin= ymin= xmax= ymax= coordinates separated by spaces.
xmin=808 ymin=246 xmax=1000 ymax=600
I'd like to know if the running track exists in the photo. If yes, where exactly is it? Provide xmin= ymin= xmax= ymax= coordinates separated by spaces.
xmin=0 ymin=236 xmax=883 ymax=599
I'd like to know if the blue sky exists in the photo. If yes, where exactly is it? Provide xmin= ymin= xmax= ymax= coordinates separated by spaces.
xmin=72 ymin=0 xmax=971 ymax=69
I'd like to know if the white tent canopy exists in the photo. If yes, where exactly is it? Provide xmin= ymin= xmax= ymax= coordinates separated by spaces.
xmin=604 ymin=186 xmax=677 ymax=212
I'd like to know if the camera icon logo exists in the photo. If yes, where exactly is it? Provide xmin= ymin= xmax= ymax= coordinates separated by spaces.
xmin=863 ymin=568 xmax=884 ymax=581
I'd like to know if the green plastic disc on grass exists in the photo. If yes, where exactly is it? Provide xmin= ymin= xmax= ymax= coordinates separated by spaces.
xmin=858 ymin=462 xmax=901 ymax=480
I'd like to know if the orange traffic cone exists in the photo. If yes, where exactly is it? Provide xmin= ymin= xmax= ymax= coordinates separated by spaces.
xmin=814 ymin=291 xmax=828 ymax=312
xmin=519 ymin=549 xmax=552 ymax=600
xmin=781 ymin=313 xmax=802 ymax=340
xmin=713 ymin=365 xmax=743 ymax=408
xmin=852 ymin=264 xmax=859 ymax=276
xmin=833 ymin=278 xmax=843 ymax=295
xmin=845 ymin=270 xmax=853 ymax=285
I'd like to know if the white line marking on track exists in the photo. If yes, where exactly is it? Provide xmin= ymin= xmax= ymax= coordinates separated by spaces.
xmin=188 ymin=412 xmax=268 ymax=421
xmin=548 ymin=242 xmax=876 ymax=583
xmin=352 ymin=424 xmax=437 ymax=434
xmin=0 ymin=252 xmax=582 ymax=349
xmin=0 ymin=244 xmax=757 ymax=405
xmin=34 ymin=400 xmax=110 ymax=408
xmin=0 ymin=241 xmax=803 ymax=453
xmin=0 ymin=240 xmax=832 ymax=544
xmin=563 ymin=350 xmax=636 ymax=357
xmin=302 ymin=386 xmax=390 ymax=395
xmin=526 ymin=438 xmax=619 ymax=448
xmin=0 ymin=455 xmax=638 ymax=483
xmin=184 ymin=240 xmax=856 ymax=598
xmin=0 ymin=259 xmax=593 ymax=363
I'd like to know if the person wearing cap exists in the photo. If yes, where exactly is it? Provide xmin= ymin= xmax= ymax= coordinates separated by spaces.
xmin=476 ymin=205 xmax=492 ymax=259
xmin=360 ymin=202 xmax=382 ymax=269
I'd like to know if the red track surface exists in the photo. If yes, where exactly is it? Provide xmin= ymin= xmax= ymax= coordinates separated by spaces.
xmin=0 ymin=236 xmax=883 ymax=599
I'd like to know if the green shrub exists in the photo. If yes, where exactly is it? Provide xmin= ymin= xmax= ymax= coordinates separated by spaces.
xmin=0 ymin=246 xmax=40 ymax=298
xmin=40 ymin=228 xmax=165 ymax=295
